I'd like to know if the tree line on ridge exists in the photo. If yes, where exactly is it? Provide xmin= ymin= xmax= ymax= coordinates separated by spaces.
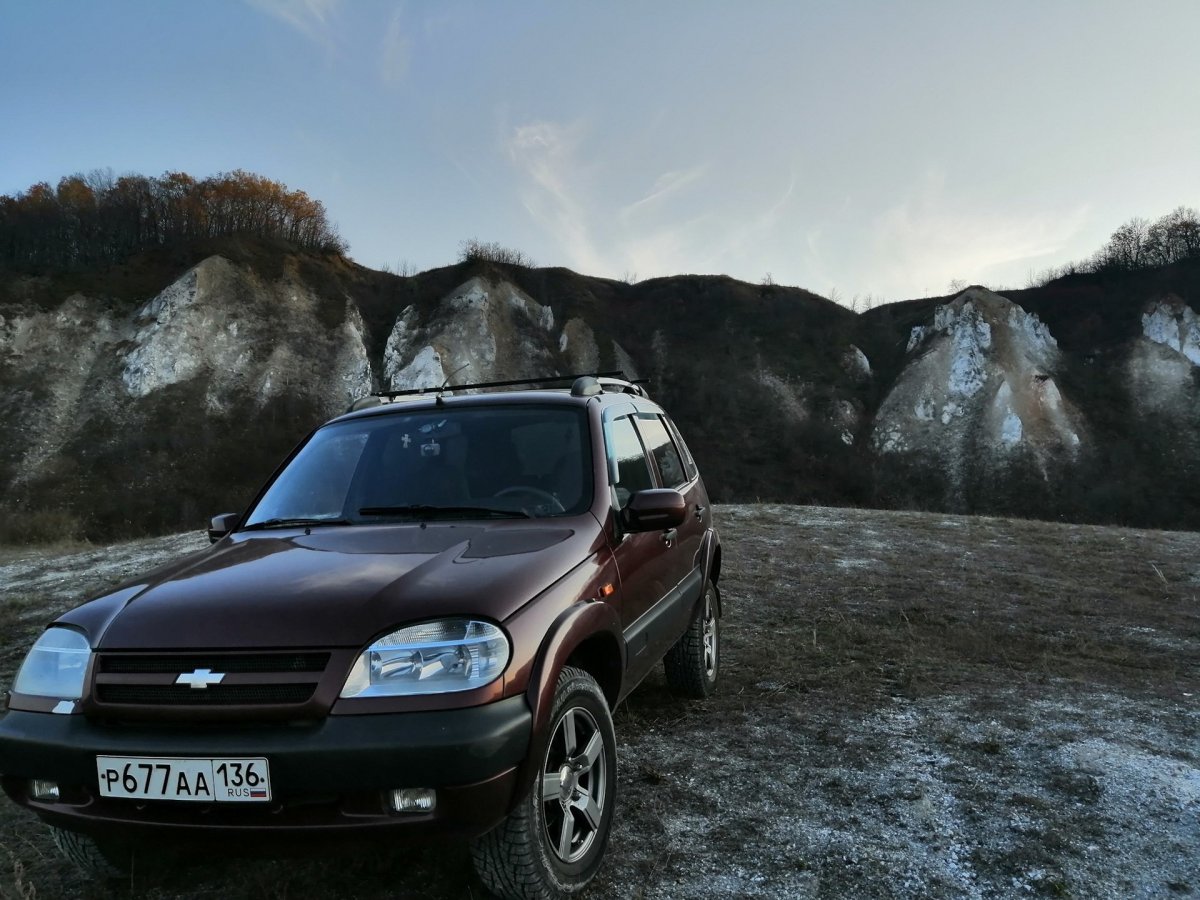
xmin=0 ymin=169 xmax=346 ymax=272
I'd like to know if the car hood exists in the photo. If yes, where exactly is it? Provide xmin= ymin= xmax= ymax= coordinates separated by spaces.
xmin=59 ymin=520 xmax=603 ymax=650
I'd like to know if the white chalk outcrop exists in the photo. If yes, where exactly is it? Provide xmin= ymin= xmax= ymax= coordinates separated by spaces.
xmin=1127 ymin=296 xmax=1200 ymax=416
xmin=382 ymin=277 xmax=558 ymax=391
xmin=1 ymin=255 xmax=377 ymax=484
xmin=842 ymin=345 xmax=871 ymax=381
xmin=872 ymin=288 xmax=1084 ymax=489
xmin=120 ymin=257 xmax=372 ymax=413
xmin=559 ymin=317 xmax=600 ymax=373
xmin=756 ymin=368 xmax=808 ymax=424
xmin=1 ymin=295 xmax=126 ymax=480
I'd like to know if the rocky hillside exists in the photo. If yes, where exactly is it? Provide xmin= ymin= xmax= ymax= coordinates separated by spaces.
xmin=1 ymin=245 xmax=1198 ymax=538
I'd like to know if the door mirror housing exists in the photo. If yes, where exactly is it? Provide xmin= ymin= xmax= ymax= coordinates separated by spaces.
xmin=208 ymin=512 xmax=241 ymax=544
xmin=622 ymin=489 xmax=687 ymax=533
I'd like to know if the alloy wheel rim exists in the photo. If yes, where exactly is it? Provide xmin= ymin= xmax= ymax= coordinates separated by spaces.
xmin=540 ymin=706 xmax=607 ymax=864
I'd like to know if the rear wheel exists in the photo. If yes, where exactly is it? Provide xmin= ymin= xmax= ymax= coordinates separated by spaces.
xmin=50 ymin=826 xmax=131 ymax=880
xmin=471 ymin=666 xmax=617 ymax=899
xmin=664 ymin=580 xmax=720 ymax=698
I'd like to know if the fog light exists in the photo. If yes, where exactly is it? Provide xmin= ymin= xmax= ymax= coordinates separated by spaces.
xmin=30 ymin=780 xmax=60 ymax=801
xmin=389 ymin=788 xmax=436 ymax=813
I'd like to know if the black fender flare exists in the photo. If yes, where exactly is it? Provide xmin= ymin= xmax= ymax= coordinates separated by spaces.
xmin=698 ymin=527 xmax=722 ymax=617
xmin=512 ymin=600 xmax=625 ymax=802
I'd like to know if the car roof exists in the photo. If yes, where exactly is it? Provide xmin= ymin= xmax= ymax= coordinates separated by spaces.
xmin=328 ymin=375 xmax=662 ymax=428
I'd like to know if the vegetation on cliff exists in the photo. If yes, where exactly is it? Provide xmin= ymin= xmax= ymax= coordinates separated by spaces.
xmin=0 ymin=170 xmax=345 ymax=273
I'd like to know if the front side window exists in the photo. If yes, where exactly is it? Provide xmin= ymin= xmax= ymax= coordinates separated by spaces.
xmin=245 ymin=405 xmax=592 ymax=525
xmin=606 ymin=416 xmax=653 ymax=509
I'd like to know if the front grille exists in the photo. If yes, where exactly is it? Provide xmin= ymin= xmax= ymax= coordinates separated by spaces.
xmin=91 ymin=652 xmax=333 ymax=712
xmin=99 ymin=653 xmax=329 ymax=674
xmin=95 ymin=684 xmax=316 ymax=705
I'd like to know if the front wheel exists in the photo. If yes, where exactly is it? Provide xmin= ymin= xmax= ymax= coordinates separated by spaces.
xmin=471 ymin=666 xmax=617 ymax=899
xmin=50 ymin=826 xmax=131 ymax=880
xmin=663 ymin=580 xmax=720 ymax=698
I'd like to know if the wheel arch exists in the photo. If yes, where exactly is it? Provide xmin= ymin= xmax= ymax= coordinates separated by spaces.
xmin=699 ymin=529 xmax=722 ymax=617
xmin=564 ymin=631 xmax=622 ymax=710
xmin=513 ymin=602 xmax=624 ymax=804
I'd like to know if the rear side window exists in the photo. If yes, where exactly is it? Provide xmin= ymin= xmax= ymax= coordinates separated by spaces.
xmin=607 ymin=416 xmax=653 ymax=508
xmin=665 ymin=417 xmax=699 ymax=481
xmin=635 ymin=415 xmax=688 ymax=489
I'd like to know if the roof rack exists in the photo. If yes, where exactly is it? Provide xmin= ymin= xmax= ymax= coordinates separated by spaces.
xmin=576 ymin=375 xmax=649 ymax=398
xmin=351 ymin=372 xmax=649 ymax=410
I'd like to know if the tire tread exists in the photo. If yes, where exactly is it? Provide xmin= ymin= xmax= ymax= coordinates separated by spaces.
xmin=471 ymin=666 xmax=613 ymax=899
xmin=663 ymin=581 xmax=719 ymax=698
xmin=50 ymin=827 xmax=129 ymax=881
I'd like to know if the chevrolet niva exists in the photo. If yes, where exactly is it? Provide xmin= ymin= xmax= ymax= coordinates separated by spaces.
xmin=0 ymin=373 xmax=722 ymax=899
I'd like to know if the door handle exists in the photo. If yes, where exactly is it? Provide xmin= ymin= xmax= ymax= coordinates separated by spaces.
xmin=662 ymin=528 xmax=678 ymax=546
xmin=694 ymin=505 xmax=706 ymax=521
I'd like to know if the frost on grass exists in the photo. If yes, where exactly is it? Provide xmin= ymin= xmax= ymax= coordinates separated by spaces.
xmin=601 ymin=690 xmax=1199 ymax=900
xmin=0 ymin=532 xmax=207 ymax=607
xmin=1 ymin=505 xmax=1198 ymax=899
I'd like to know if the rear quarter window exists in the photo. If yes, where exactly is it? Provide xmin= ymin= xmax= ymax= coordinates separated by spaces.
xmin=664 ymin=416 xmax=699 ymax=481
xmin=635 ymin=415 xmax=689 ymax=489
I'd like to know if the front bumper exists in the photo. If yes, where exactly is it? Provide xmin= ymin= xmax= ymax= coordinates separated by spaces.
xmin=0 ymin=696 xmax=531 ymax=844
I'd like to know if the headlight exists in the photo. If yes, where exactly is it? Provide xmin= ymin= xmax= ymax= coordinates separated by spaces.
xmin=340 ymin=619 xmax=510 ymax=698
xmin=12 ymin=627 xmax=91 ymax=701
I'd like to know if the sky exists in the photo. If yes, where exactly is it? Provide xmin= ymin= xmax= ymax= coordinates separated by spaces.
xmin=2 ymin=0 xmax=1198 ymax=303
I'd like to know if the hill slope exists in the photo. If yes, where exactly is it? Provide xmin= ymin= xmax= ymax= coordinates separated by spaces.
xmin=2 ymin=247 xmax=1200 ymax=536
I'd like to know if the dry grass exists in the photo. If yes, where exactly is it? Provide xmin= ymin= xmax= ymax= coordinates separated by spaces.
xmin=0 ymin=538 xmax=92 ymax=567
xmin=0 ymin=506 xmax=1197 ymax=898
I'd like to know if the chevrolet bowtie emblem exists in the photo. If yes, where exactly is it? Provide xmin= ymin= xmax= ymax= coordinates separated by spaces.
xmin=175 ymin=668 xmax=226 ymax=689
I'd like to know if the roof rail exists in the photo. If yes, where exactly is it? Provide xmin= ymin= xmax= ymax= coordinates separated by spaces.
xmin=572 ymin=375 xmax=649 ymax=398
xmin=368 ymin=371 xmax=647 ymax=400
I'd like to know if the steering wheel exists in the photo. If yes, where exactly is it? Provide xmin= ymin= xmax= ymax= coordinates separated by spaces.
xmin=494 ymin=486 xmax=566 ymax=513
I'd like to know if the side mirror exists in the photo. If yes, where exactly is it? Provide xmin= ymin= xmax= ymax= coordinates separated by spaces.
xmin=622 ymin=489 xmax=687 ymax=533
xmin=208 ymin=512 xmax=241 ymax=544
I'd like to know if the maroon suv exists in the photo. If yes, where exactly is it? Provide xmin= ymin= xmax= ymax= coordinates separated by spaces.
xmin=0 ymin=374 xmax=722 ymax=898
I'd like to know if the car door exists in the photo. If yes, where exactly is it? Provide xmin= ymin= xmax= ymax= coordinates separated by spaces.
xmin=604 ymin=410 xmax=700 ymax=681
xmin=634 ymin=412 xmax=706 ymax=589
xmin=603 ymin=413 xmax=672 ymax=679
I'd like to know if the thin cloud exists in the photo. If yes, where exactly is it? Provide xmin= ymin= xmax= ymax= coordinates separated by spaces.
xmin=380 ymin=8 xmax=411 ymax=86
xmin=871 ymin=171 xmax=1091 ymax=297
xmin=620 ymin=215 xmax=713 ymax=280
xmin=506 ymin=120 xmax=606 ymax=274
xmin=701 ymin=169 xmax=797 ymax=271
xmin=620 ymin=164 xmax=709 ymax=222
xmin=245 ymin=0 xmax=340 ymax=45
xmin=505 ymin=124 xmax=805 ymax=285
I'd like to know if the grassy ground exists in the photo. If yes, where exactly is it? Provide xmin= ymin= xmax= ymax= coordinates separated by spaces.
xmin=0 ymin=506 xmax=1197 ymax=899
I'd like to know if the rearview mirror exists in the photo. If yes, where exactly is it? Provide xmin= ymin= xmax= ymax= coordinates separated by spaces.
xmin=207 ymin=512 xmax=241 ymax=544
xmin=622 ymin=489 xmax=687 ymax=533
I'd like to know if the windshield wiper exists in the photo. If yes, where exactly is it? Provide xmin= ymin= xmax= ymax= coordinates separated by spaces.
xmin=241 ymin=517 xmax=352 ymax=531
xmin=358 ymin=505 xmax=530 ymax=519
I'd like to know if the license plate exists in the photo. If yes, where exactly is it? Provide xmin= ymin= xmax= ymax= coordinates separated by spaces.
xmin=96 ymin=756 xmax=272 ymax=802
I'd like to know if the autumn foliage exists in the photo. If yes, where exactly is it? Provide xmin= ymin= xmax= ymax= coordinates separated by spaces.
xmin=0 ymin=170 xmax=346 ymax=271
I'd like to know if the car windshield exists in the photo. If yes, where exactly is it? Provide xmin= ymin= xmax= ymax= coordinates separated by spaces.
xmin=244 ymin=405 xmax=592 ymax=526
